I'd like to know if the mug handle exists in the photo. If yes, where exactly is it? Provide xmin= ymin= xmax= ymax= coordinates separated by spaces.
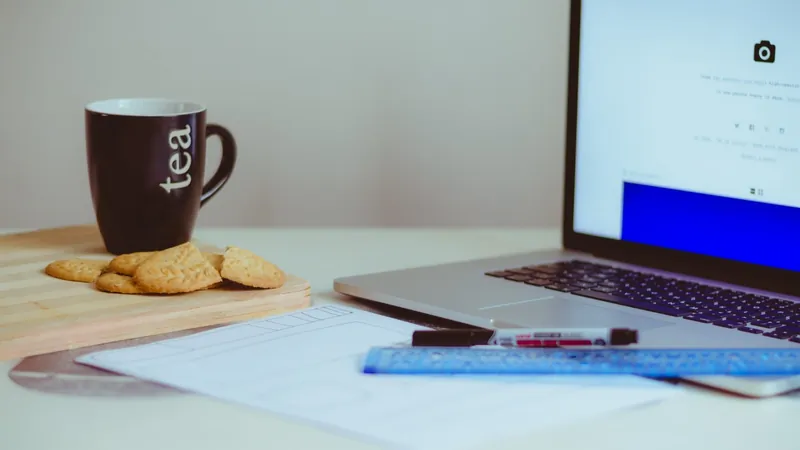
xmin=200 ymin=123 xmax=237 ymax=207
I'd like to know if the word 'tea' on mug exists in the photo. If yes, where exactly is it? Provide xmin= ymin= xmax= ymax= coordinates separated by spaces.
xmin=161 ymin=124 xmax=194 ymax=193
xmin=84 ymin=98 xmax=237 ymax=255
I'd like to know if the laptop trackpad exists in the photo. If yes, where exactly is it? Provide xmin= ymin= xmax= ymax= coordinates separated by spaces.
xmin=487 ymin=297 xmax=673 ymax=330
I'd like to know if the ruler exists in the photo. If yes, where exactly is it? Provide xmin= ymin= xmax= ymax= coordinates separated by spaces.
xmin=362 ymin=346 xmax=800 ymax=377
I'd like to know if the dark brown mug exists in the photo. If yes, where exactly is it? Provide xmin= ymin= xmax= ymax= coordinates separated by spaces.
xmin=85 ymin=98 xmax=236 ymax=255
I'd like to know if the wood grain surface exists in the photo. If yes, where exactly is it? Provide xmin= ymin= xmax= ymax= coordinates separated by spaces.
xmin=0 ymin=225 xmax=311 ymax=361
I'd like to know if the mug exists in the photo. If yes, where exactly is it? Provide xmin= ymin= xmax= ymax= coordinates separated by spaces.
xmin=85 ymin=98 xmax=236 ymax=255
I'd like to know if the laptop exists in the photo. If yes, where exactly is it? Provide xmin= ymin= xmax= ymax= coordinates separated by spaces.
xmin=334 ymin=0 xmax=800 ymax=398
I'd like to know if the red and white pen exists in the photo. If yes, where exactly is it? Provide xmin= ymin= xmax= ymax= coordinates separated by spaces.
xmin=411 ymin=327 xmax=638 ymax=347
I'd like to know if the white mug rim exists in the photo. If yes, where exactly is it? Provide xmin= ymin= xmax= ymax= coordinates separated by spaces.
xmin=85 ymin=97 xmax=206 ymax=117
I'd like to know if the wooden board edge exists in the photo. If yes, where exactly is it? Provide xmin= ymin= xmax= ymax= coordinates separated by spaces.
xmin=0 ymin=285 xmax=312 ymax=362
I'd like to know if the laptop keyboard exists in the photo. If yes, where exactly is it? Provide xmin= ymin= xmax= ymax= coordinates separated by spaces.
xmin=486 ymin=259 xmax=800 ymax=344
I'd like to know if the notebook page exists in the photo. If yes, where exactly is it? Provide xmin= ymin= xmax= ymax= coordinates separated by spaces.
xmin=76 ymin=305 xmax=680 ymax=450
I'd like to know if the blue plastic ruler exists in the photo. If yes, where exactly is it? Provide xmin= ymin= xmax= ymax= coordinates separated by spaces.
xmin=362 ymin=346 xmax=800 ymax=377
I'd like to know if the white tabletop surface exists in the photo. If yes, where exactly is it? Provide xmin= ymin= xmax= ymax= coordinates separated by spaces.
xmin=1 ymin=227 xmax=798 ymax=450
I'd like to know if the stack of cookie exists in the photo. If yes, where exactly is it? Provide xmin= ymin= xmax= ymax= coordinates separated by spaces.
xmin=44 ymin=242 xmax=286 ymax=295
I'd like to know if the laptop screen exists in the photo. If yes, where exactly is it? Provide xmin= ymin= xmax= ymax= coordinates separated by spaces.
xmin=572 ymin=0 xmax=800 ymax=272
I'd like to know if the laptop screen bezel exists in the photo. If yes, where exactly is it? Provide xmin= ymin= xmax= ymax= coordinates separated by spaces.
xmin=560 ymin=0 xmax=800 ymax=297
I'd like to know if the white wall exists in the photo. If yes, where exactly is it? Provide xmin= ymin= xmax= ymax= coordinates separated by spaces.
xmin=0 ymin=0 xmax=570 ymax=228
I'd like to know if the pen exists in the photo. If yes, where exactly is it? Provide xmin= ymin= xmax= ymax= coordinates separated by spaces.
xmin=411 ymin=327 xmax=638 ymax=347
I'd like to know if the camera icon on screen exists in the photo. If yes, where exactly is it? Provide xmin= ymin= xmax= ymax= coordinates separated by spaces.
xmin=754 ymin=40 xmax=776 ymax=63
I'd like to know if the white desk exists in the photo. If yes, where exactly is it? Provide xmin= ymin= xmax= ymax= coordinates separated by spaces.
xmin=1 ymin=227 xmax=797 ymax=450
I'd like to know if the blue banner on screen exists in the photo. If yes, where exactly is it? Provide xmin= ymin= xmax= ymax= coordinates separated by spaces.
xmin=620 ymin=182 xmax=800 ymax=272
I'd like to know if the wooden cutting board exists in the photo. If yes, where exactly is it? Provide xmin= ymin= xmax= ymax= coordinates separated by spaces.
xmin=0 ymin=225 xmax=311 ymax=361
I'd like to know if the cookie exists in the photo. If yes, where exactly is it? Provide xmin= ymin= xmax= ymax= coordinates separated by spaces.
xmin=95 ymin=272 xmax=145 ymax=295
xmin=110 ymin=250 xmax=222 ymax=276
xmin=220 ymin=246 xmax=285 ymax=289
xmin=108 ymin=251 xmax=155 ymax=276
xmin=45 ymin=259 xmax=108 ymax=283
xmin=133 ymin=242 xmax=223 ymax=294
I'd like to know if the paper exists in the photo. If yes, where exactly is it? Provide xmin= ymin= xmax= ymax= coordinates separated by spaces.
xmin=76 ymin=305 xmax=680 ymax=450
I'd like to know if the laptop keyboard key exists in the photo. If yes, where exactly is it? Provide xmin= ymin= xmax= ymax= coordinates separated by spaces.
xmin=573 ymin=290 xmax=685 ymax=317
xmin=684 ymin=314 xmax=714 ymax=323
xmin=575 ymin=276 xmax=601 ymax=283
xmin=737 ymin=326 xmax=763 ymax=334
xmin=524 ymin=278 xmax=551 ymax=287
xmin=790 ymin=336 xmax=800 ymax=344
xmin=531 ymin=272 xmax=556 ymax=279
xmin=532 ymin=266 xmax=560 ymax=275
xmin=546 ymin=284 xmax=579 ymax=292
xmin=504 ymin=275 xmax=531 ymax=282
xmin=763 ymin=331 xmax=793 ymax=340
xmin=713 ymin=320 xmax=743 ymax=329
xmin=485 ymin=271 xmax=512 ymax=278
xmin=763 ymin=325 xmax=800 ymax=340
xmin=774 ymin=325 xmax=800 ymax=335
xmin=591 ymin=286 xmax=617 ymax=293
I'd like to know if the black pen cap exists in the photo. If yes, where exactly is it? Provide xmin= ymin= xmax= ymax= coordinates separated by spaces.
xmin=610 ymin=328 xmax=638 ymax=345
xmin=411 ymin=329 xmax=494 ymax=346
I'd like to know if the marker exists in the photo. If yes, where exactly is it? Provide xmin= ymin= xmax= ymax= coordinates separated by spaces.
xmin=411 ymin=327 xmax=638 ymax=347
